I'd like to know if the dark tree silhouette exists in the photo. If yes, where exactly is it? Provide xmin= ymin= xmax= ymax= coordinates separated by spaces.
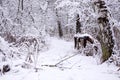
xmin=55 ymin=9 xmax=63 ymax=38
xmin=76 ymin=14 xmax=82 ymax=33
xmin=0 ymin=0 xmax=2 ymax=6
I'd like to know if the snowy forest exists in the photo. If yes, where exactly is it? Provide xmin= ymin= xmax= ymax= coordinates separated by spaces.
xmin=0 ymin=0 xmax=120 ymax=80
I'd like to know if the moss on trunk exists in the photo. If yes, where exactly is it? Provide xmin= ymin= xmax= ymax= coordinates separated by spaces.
xmin=101 ymin=44 xmax=111 ymax=63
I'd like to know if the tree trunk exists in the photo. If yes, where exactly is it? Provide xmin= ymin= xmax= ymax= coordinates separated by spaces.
xmin=18 ymin=0 xmax=20 ymax=12
xmin=76 ymin=14 xmax=81 ymax=33
xmin=18 ymin=0 xmax=24 ymax=12
xmin=0 ymin=0 xmax=2 ymax=6
xmin=93 ymin=0 xmax=114 ymax=63
xmin=57 ymin=20 xmax=63 ymax=38
xmin=55 ymin=9 xmax=63 ymax=38
xmin=21 ymin=0 xmax=24 ymax=10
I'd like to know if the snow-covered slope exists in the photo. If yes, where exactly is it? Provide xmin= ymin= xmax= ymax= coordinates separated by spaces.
xmin=0 ymin=37 xmax=120 ymax=80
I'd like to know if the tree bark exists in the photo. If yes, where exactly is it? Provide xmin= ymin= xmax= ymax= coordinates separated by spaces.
xmin=93 ymin=0 xmax=114 ymax=63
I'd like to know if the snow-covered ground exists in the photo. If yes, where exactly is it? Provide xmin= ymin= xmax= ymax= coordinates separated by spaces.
xmin=0 ymin=37 xmax=120 ymax=80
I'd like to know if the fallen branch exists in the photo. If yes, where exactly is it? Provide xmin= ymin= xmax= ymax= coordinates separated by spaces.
xmin=117 ymin=68 xmax=120 ymax=71
xmin=55 ymin=53 xmax=78 ymax=66
xmin=41 ymin=53 xmax=79 ymax=67
xmin=41 ymin=64 xmax=57 ymax=67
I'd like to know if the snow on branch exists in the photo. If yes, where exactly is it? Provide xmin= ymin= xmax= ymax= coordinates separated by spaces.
xmin=74 ymin=33 xmax=94 ymax=39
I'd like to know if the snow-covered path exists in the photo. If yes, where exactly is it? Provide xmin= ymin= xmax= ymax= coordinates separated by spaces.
xmin=1 ymin=37 xmax=120 ymax=80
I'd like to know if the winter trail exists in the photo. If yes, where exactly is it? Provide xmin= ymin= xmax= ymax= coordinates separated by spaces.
xmin=0 ymin=37 xmax=120 ymax=80
xmin=38 ymin=37 xmax=120 ymax=80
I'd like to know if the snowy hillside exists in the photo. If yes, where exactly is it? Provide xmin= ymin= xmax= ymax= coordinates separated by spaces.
xmin=0 ymin=37 xmax=120 ymax=80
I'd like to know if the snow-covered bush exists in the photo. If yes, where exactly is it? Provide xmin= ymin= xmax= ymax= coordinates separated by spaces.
xmin=0 ymin=36 xmax=12 ymax=62
xmin=0 ymin=32 xmax=16 ymax=43
xmin=14 ymin=34 xmax=49 ymax=69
